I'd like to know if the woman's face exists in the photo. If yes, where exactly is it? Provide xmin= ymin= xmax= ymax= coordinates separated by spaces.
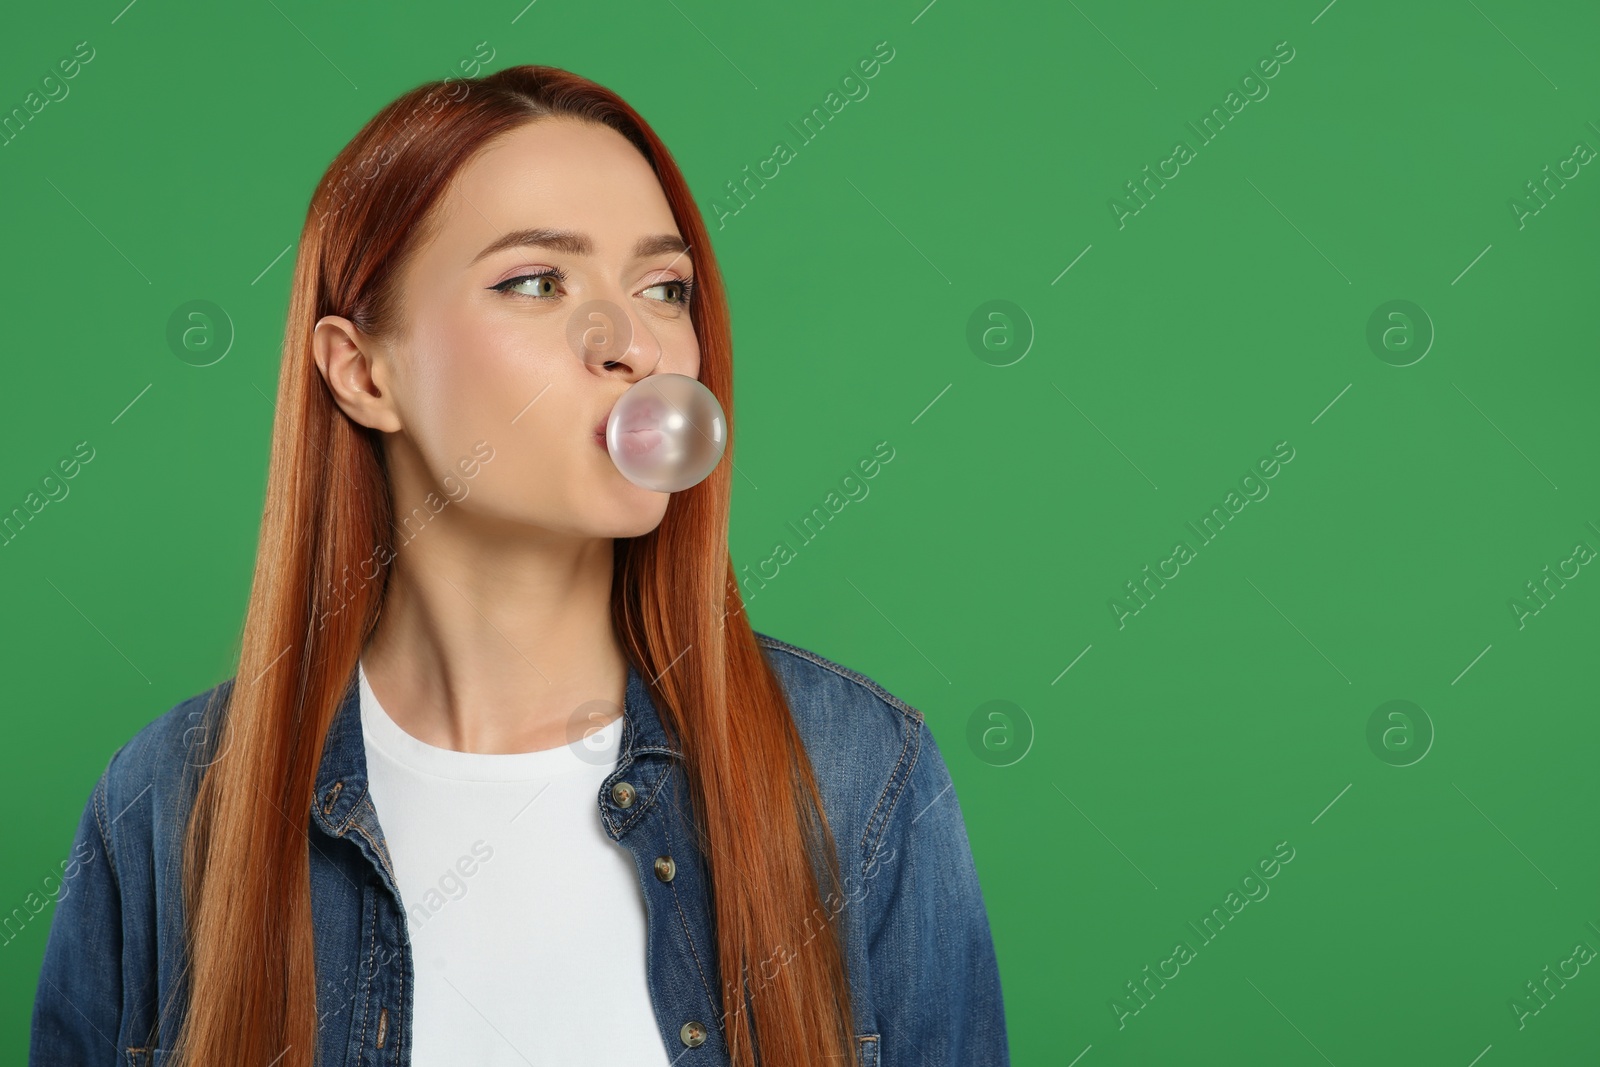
xmin=316 ymin=116 xmax=701 ymax=539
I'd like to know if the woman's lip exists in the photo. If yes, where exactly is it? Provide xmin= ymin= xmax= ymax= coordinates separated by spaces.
xmin=616 ymin=428 xmax=664 ymax=456
xmin=595 ymin=426 xmax=661 ymax=454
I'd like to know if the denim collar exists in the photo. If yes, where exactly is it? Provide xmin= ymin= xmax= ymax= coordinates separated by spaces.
xmin=310 ymin=655 xmax=684 ymax=842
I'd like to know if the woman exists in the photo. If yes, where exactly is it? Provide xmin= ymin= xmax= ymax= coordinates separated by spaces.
xmin=29 ymin=65 xmax=1008 ymax=1067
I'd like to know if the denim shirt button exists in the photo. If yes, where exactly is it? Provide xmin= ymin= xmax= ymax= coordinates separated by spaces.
xmin=653 ymin=855 xmax=676 ymax=882
xmin=680 ymin=1020 xmax=707 ymax=1047
xmin=611 ymin=780 xmax=636 ymax=808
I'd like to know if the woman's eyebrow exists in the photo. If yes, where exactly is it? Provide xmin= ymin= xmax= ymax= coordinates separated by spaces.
xmin=469 ymin=227 xmax=690 ymax=265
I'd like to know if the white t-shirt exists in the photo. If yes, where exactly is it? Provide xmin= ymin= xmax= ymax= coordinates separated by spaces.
xmin=358 ymin=660 xmax=673 ymax=1065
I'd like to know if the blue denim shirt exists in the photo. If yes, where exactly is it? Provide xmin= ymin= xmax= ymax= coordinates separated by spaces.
xmin=30 ymin=632 xmax=1009 ymax=1067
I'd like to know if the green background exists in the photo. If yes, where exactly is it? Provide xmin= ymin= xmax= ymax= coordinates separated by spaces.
xmin=3 ymin=0 xmax=1597 ymax=1063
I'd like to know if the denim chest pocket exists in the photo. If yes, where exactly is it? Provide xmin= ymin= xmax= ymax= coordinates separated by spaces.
xmin=124 ymin=1050 xmax=170 ymax=1067
xmin=856 ymin=1032 xmax=880 ymax=1067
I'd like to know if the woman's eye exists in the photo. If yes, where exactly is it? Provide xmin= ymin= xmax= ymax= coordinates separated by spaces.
xmin=494 ymin=271 xmax=564 ymax=298
xmin=642 ymin=278 xmax=693 ymax=305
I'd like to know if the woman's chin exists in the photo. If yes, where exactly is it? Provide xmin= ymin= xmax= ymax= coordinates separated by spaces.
xmin=586 ymin=484 xmax=672 ymax=538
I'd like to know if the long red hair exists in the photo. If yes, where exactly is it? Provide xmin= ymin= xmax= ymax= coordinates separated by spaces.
xmin=167 ymin=65 xmax=854 ymax=1067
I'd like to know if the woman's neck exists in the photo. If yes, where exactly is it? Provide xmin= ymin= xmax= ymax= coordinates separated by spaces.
xmin=359 ymin=519 xmax=628 ymax=755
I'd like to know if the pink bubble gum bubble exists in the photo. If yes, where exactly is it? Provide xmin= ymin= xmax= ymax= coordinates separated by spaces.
xmin=604 ymin=374 xmax=726 ymax=492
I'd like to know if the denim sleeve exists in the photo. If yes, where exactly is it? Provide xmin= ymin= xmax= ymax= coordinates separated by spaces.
xmin=29 ymin=764 xmax=125 ymax=1066
xmin=863 ymin=719 xmax=1010 ymax=1066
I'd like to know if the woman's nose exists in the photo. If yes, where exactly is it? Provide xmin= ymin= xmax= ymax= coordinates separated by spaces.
xmin=569 ymin=297 xmax=662 ymax=381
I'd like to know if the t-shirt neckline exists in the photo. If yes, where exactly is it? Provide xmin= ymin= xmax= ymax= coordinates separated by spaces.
xmin=357 ymin=659 xmax=623 ymax=782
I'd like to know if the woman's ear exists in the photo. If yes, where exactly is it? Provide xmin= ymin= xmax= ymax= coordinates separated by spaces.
xmin=312 ymin=315 xmax=403 ymax=433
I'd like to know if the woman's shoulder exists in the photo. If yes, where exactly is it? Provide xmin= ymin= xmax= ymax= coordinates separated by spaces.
xmin=93 ymin=677 xmax=236 ymax=866
xmin=34 ymin=679 xmax=236 ymax=1058
xmin=751 ymin=630 xmax=944 ymax=871
xmin=108 ymin=676 xmax=235 ymax=781
xmin=752 ymin=630 xmax=927 ymax=762
xmin=753 ymin=630 xmax=923 ymax=726
xmin=751 ymin=634 xmax=1008 ymax=1062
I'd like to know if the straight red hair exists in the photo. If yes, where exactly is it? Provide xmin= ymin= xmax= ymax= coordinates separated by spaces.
xmin=166 ymin=65 xmax=855 ymax=1067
